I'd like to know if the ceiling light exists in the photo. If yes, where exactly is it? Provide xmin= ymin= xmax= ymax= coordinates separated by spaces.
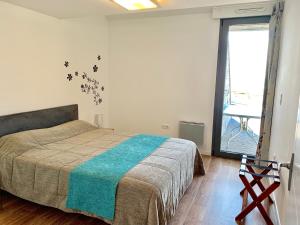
xmin=112 ymin=0 xmax=158 ymax=11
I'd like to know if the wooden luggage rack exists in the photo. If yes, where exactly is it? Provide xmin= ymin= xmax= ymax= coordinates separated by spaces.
xmin=235 ymin=155 xmax=280 ymax=225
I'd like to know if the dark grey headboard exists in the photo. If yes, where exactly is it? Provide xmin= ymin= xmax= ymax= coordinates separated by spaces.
xmin=0 ymin=104 xmax=78 ymax=137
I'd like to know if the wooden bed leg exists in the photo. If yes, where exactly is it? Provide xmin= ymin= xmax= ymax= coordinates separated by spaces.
xmin=0 ymin=189 xmax=2 ymax=210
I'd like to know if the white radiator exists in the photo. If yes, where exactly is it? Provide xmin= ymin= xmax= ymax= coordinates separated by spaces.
xmin=179 ymin=121 xmax=205 ymax=146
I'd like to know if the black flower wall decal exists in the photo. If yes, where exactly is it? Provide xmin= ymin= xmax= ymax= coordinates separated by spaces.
xmin=67 ymin=74 xmax=73 ymax=81
xmin=64 ymin=55 xmax=104 ymax=105
xmin=93 ymin=65 xmax=98 ymax=73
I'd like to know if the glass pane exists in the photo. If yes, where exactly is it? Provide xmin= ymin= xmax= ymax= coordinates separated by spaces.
xmin=220 ymin=23 xmax=269 ymax=155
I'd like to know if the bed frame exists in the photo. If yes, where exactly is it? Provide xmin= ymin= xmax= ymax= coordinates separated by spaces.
xmin=0 ymin=104 xmax=78 ymax=137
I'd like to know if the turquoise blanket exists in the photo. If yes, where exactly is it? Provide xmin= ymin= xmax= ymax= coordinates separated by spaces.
xmin=66 ymin=134 xmax=168 ymax=221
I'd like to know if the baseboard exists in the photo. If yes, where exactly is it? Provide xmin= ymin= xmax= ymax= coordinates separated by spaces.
xmin=271 ymin=191 xmax=281 ymax=225
xmin=269 ymin=178 xmax=281 ymax=225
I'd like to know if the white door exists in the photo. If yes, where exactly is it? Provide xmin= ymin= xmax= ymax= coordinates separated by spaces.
xmin=285 ymin=98 xmax=300 ymax=225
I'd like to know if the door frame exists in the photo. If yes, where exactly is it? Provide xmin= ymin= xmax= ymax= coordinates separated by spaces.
xmin=212 ymin=16 xmax=271 ymax=159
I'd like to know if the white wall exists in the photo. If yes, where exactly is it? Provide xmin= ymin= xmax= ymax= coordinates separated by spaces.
xmin=108 ymin=14 xmax=219 ymax=155
xmin=0 ymin=1 xmax=71 ymax=115
xmin=268 ymin=0 xmax=300 ymax=223
xmin=62 ymin=16 xmax=109 ymax=126
xmin=0 ymin=2 xmax=109 ymax=125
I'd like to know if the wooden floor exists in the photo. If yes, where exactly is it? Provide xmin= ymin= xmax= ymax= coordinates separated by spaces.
xmin=0 ymin=156 xmax=273 ymax=225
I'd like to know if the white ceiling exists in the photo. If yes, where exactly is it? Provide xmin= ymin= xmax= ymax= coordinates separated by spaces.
xmin=0 ymin=0 xmax=272 ymax=18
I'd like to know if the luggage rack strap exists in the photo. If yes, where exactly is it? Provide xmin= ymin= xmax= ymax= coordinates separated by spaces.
xmin=240 ymin=169 xmax=280 ymax=179
xmin=242 ymin=155 xmax=278 ymax=164
xmin=241 ymin=162 xmax=279 ymax=171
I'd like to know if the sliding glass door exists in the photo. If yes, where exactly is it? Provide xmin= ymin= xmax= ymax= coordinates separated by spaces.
xmin=212 ymin=16 xmax=270 ymax=159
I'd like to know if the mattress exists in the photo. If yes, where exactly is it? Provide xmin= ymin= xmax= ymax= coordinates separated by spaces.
xmin=0 ymin=120 xmax=205 ymax=225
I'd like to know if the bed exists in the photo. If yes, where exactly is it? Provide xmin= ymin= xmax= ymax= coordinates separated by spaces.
xmin=0 ymin=105 xmax=205 ymax=225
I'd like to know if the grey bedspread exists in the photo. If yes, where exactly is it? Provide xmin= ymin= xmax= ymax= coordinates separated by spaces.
xmin=0 ymin=120 xmax=205 ymax=225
